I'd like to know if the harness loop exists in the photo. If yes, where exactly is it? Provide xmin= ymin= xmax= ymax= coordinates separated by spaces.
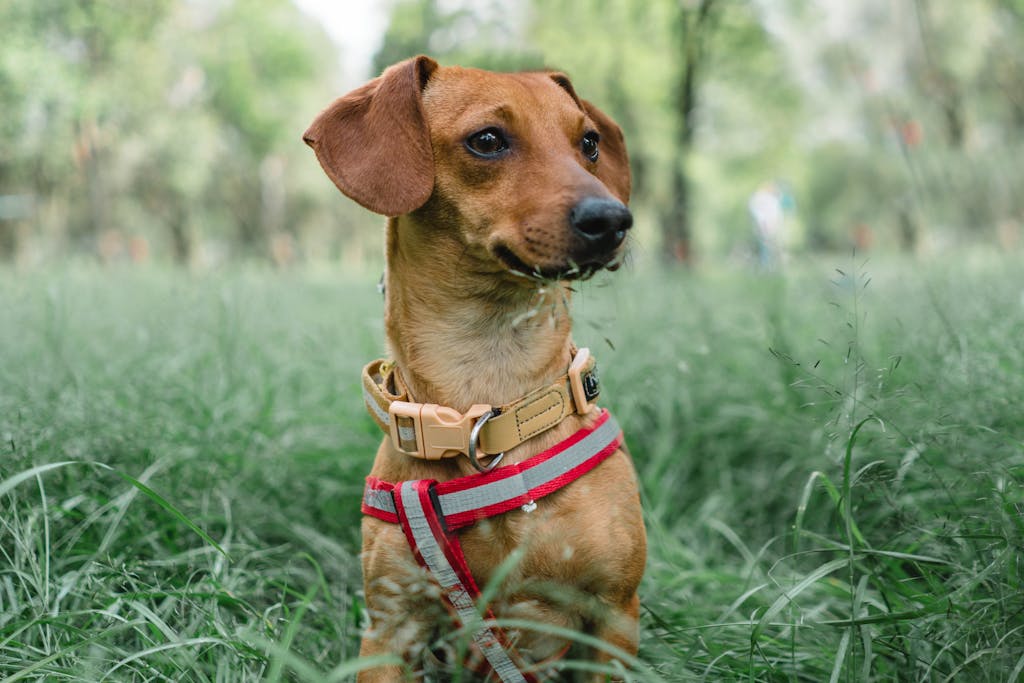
xmin=468 ymin=409 xmax=504 ymax=473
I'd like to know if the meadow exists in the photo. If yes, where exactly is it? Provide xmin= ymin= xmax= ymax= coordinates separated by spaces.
xmin=1 ymin=253 xmax=1022 ymax=681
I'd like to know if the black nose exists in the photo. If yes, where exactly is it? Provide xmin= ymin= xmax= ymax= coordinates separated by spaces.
xmin=570 ymin=197 xmax=633 ymax=246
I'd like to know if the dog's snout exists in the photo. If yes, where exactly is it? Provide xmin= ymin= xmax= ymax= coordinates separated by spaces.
xmin=570 ymin=197 xmax=633 ymax=246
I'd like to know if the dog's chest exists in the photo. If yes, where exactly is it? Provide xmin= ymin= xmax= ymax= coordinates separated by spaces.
xmin=458 ymin=449 xmax=645 ymax=600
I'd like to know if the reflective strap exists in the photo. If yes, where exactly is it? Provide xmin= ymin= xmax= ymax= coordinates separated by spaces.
xmin=362 ymin=410 xmax=622 ymax=529
xmin=438 ymin=411 xmax=619 ymax=526
xmin=394 ymin=480 xmax=533 ymax=683
xmin=394 ymin=415 xmax=419 ymax=453
xmin=362 ymin=363 xmax=418 ymax=446
xmin=362 ymin=382 xmax=391 ymax=427
xmin=362 ymin=484 xmax=398 ymax=522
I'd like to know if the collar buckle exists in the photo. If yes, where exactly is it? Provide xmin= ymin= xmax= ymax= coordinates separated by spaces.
xmin=388 ymin=401 xmax=492 ymax=460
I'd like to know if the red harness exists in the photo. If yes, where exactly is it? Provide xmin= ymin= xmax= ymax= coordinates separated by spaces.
xmin=362 ymin=409 xmax=623 ymax=681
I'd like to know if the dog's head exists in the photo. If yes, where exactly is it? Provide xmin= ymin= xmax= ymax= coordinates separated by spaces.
xmin=304 ymin=56 xmax=632 ymax=281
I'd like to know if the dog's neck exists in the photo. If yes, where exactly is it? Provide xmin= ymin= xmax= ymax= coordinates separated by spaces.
xmin=383 ymin=216 xmax=574 ymax=413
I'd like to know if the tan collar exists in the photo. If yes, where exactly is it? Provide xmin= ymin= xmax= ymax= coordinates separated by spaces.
xmin=361 ymin=348 xmax=601 ymax=467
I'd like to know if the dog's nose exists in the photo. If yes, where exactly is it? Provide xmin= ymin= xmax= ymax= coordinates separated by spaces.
xmin=570 ymin=197 xmax=633 ymax=246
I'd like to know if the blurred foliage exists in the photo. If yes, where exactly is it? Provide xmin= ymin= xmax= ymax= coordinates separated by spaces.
xmin=0 ymin=0 xmax=372 ymax=266
xmin=0 ymin=0 xmax=1022 ymax=265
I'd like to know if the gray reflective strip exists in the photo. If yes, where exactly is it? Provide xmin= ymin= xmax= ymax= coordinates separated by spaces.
xmin=399 ymin=483 xmax=526 ymax=683
xmin=363 ymin=385 xmax=390 ymax=425
xmin=397 ymin=424 xmax=417 ymax=444
xmin=363 ymin=386 xmax=417 ymax=444
xmin=438 ymin=414 xmax=620 ymax=517
xmin=364 ymin=488 xmax=396 ymax=515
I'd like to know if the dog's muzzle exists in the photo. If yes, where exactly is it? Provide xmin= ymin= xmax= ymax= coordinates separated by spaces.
xmin=569 ymin=196 xmax=633 ymax=259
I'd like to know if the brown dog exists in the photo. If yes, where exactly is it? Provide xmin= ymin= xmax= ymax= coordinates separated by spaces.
xmin=304 ymin=56 xmax=646 ymax=681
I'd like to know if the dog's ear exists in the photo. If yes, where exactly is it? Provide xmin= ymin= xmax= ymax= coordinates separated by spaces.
xmin=582 ymin=100 xmax=631 ymax=204
xmin=303 ymin=55 xmax=438 ymax=216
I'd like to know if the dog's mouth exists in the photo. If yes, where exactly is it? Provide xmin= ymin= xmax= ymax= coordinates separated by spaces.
xmin=493 ymin=245 xmax=621 ymax=282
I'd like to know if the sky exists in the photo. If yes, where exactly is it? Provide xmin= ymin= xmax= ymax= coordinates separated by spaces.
xmin=292 ymin=0 xmax=390 ymax=89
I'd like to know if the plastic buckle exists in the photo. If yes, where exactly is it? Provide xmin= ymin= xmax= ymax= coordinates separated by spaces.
xmin=388 ymin=401 xmax=491 ymax=460
xmin=568 ymin=347 xmax=600 ymax=414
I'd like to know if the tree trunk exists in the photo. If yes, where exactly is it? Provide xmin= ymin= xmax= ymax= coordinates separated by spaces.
xmin=660 ymin=0 xmax=718 ymax=264
xmin=231 ymin=171 xmax=268 ymax=260
xmin=0 ymin=222 xmax=17 ymax=261
xmin=661 ymin=159 xmax=692 ymax=263
xmin=168 ymin=207 xmax=191 ymax=265
xmin=912 ymin=0 xmax=967 ymax=148
xmin=75 ymin=119 xmax=110 ymax=254
xmin=897 ymin=205 xmax=919 ymax=253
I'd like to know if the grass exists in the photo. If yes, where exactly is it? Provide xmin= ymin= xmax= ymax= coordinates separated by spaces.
xmin=1 ymin=253 xmax=1022 ymax=681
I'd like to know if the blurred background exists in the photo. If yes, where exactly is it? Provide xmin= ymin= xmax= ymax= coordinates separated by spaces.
xmin=1 ymin=0 xmax=1022 ymax=270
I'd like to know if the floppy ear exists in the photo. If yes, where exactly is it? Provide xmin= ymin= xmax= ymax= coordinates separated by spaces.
xmin=303 ymin=55 xmax=439 ymax=216
xmin=582 ymin=100 xmax=631 ymax=204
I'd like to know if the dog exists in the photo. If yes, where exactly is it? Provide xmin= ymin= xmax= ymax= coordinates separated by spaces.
xmin=304 ymin=56 xmax=646 ymax=681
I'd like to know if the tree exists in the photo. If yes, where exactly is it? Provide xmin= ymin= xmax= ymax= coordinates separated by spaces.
xmin=373 ymin=0 xmax=543 ymax=74
xmin=198 ymin=0 xmax=334 ymax=260
xmin=0 ymin=0 xmax=341 ymax=264
xmin=767 ymin=0 xmax=1024 ymax=250
xmin=660 ymin=0 xmax=721 ymax=264
xmin=0 ymin=1 xmax=173 ymax=258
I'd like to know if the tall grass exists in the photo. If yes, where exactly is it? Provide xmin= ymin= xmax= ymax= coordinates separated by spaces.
xmin=1 ymin=254 xmax=1022 ymax=680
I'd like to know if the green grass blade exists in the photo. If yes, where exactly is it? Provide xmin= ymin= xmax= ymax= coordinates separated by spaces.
xmin=827 ymin=629 xmax=850 ymax=683
xmin=752 ymin=557 xmax=850 ymax=643
xmin=0 ymin=461 xmax=79 ymax=498
xmin=98 ymin=637 xmax=228 ymax=681
xmin=324 ymin=654 xmax=409 ymax=682
xmin=96 ymin=463 xmax=231 ymax=559
xmin=265 ymin=581 xmax=319 ymax=683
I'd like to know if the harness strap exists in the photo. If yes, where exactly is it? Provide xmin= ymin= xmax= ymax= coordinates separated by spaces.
xmin=364 ymin=410 xmax=623 ymax=529
xmin=362 ymin=348 xmax=601 ymax=461
xmin=394 ymin=480 xmax=537 ymax=683
xmin=363 ymin=410 xmax=624 ymax=681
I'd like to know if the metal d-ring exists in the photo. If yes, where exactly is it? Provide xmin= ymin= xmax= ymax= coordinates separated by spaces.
xmin=468 ymin=409 xmax=504 ymax=473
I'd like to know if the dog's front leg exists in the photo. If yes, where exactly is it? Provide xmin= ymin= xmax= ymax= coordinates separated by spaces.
xmin=588 ymin=593 xmax=641 ymax=681
xmin=358 ymin=517 xmax=448 ymax=681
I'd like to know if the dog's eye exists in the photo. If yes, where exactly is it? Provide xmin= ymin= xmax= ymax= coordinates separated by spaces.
xmin=581 ymin=131 xmax=600 ymax=162
xmin=466 ymin=128 xmax=509 ymax=158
